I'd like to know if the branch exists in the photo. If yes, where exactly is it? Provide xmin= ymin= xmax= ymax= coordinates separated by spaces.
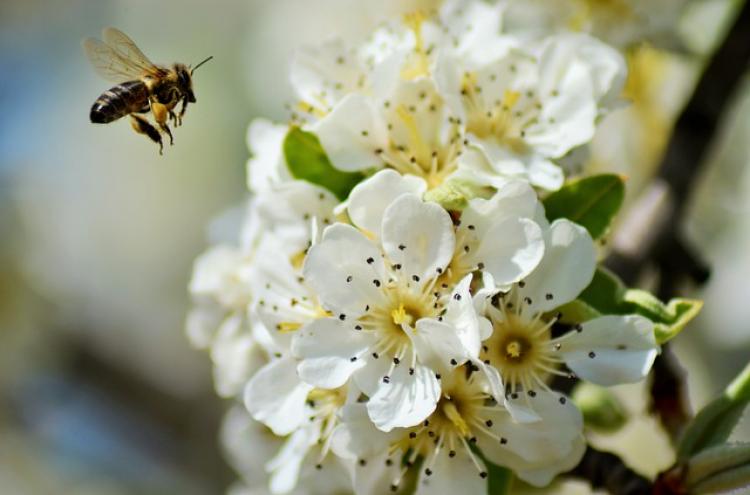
xmin=605 ymin=0 xmax=750 ymax=442
xmin=567 ymin=446 xmax=652 ymax=495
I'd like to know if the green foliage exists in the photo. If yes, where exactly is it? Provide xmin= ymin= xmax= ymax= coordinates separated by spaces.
xmin=686 ymin=442 xmax=750 ymax=490
xmin=573 ymin=268 xmax=703 ymax=344
xmin=678 ymin=363 xmax=750 ymax=460
xmin=542 ymin=174 xmax=625 ymax=239
xmin=283 ymin=127 xmax=365 ymax=200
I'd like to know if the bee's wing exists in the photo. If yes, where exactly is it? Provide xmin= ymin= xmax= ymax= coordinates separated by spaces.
xmin=82 ymin=28 xmax=166 ymax=83
xmin=101 ymin=27 xmax=164 ymax=77
xmin=83 ymin=37 xmax=146 ymax=82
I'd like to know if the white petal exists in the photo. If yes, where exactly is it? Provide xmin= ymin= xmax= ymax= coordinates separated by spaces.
xmin=519 ymin=219 xmax=596 ymax=313
xmin=350 ymin=451 xmax=404 ymax=495
xmin=243 ymin=357 xmax=312 ymax=436
xmin=266 ymin=426 xmax=318 ymax=494
xmin=185 ymin=303 xmax=223 ymax=349
xmin=526 ymin=156 xmax=564 ymax=191
xmin=462 ymin=179 xmax=539 ymax=233
xmin=412 ymin=275 xmax=482 ymax=367
xmin=331 ymin=403 xmax=398 ymax=460
xmin=347 ymin=169 xmax=427 ymax=239
xmin=211 ymin=314 xmax=263 ymax=398
xmin=314 ymin=94 xmax=387 ymax=171
xmin=367 ymin=363 xmax=440 ymax=431
xmin=292 ymin=317 xmax=375 ymax=389
xmin=561 ymin=315 xmax=658 ymax=386
xmin=303 ymin=223 xmax=387 ymax=318
xmin=474 ymin=217 xmax=544 ymax=286
xmin=516 ymin=435 xmax=586 ymax=487
xmin=381 ymin=194 xmax=455 ymax=285
xmin=290 ymin=39 xmax=361 ymax=108
xmin=416 ymin=448 xmax=486 ymax=495
xmin=245 ymin=118 xmax=289 ymax=193
xmin=479 ymin=391 xmax=583 ymax=477
xmin=255 ymin=180 xmax=337 ymax=257
xmin=221 ymin=406 xmax=279 ymax=484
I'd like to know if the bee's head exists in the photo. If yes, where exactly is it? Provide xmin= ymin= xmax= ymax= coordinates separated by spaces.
xmin=180 ymin=56 xmax=213 ymax=104
xmin=174 ymin=63 xmax=196 ymax=103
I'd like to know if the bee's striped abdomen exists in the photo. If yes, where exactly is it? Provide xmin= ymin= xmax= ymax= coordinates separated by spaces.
xmin=90 ymin=80 xmax=150 ymax=124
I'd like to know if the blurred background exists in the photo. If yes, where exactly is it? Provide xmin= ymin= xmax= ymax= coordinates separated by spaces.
xmin=0 ymin=0 xmax=747 ymax=493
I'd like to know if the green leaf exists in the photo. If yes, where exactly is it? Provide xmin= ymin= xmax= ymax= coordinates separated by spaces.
xmin=486 ymin=461 xmax=513 ymax=495
xmin=283 ymin=127 xmax=365 ymax=200
xmin=686 ymin=442 xmax=750 ymax=487
xmin=678 ymin=363 xmax=750 ymax=459
xmin=574 ymin=267 xmax=703 ymax=344
xmin=542 ymin=174 xmax=625 ymax=239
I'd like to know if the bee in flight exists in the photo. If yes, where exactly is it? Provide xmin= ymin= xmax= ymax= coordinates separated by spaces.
xmin=83 ymin=27 xmax=212 ymax=154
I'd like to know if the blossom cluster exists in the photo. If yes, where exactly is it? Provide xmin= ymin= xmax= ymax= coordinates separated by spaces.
xmin=188 ymin=1 xmax=668 ymax=494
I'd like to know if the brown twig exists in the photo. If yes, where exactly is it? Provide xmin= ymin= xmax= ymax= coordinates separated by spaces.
xmin=567 ymin=446 xmax=652 ymax=495
xmin=572 ymin=1 xmax=750 ymax=493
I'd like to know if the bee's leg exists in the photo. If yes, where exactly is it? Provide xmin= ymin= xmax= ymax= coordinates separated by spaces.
xmin=130 ymin=114 xmax=163 ymax=155
xmin=150 ymin=101 xmax=174 ymax=146
xmin=178 ymin=97 xmax=188 ymax=125
xmin=169 ymin=110 xmax=178 ymax=127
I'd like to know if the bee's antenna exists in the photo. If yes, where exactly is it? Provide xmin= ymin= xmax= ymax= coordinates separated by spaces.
xmin=191 ymin=56 xmax=214 ymax=74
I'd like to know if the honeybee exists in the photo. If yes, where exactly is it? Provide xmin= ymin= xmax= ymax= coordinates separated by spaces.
xmin=83 ymin=27 xmax=212 ymax=154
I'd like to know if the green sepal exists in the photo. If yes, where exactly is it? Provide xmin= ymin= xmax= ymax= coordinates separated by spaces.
xmin=542 ymin=174 xmax=625 ymax=239
xmin=678 ymin=363 xmax=750 ymax=460
xmin=575 ymin=267 xmax=703 ymax=344
xmin=283 ymin=126 xmax=366 ymax=201
xmin=423 ymin=177 xmax=494 ymax=211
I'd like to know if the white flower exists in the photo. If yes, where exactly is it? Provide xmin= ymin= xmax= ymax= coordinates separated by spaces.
xmin=330 ymin=366 xmax=585 ymax=493
xmin=503 ymin=0 xmax=689 ymax=49
xmin=314 ymin=77 xmax=471 ymax=190
xmin=292 ymin=171 xmax=544 ymax=431
xmin=445 ymin=33 xmax=626 ymax=191
xmin=474 ymin=218 xmax=659 ymax=421
xmin=223 ymin=404 xmax=351 ymax=495
xmin=246 ymin=118 xmax=291 ymax=193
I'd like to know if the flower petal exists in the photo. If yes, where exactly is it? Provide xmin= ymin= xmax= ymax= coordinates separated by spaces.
xmin=561 ymin=315 xmax=658 ymax=386
xmin=518 ymin=219 xmax=596 ymax=313
xmin=314 ymin=93 xmax=387 ymax=171
xmin=367 ymin=363 xmax=440 ymax=431
xmin=304 ymin=223 xmax=387 ymax=318
xmin=474 ymin=217 xmax=544 ymax=286
xmin=347 ymin=169 xmax=427 ymax=239
xmin=243 ymin=357 xmax=313 ymax=436
xmin=381 ymin=194 xmax=455 ymax=285
xmin=211 ymin=314 xmax=264 ymax=398
xmin=331 ymin=403 xmax=399 ymax=460
xmin=413 ymin=275 xmax=482 ymax=368
xmin=293 ymin=317 xmax=375 ymax=389
xmin=416 ymin=448 xmax=487 ymax=495
xmin=245 ymin=118 xmax=290 ymax=192
xmin=266 ymin=425 xmax=318 ymax=494
xmin=479 ymin=391 xmax=584 ymax=483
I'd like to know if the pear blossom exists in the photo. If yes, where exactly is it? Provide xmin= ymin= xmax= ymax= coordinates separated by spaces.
xmin=503 ymin=0 xmax=690 ymax=49
xmin=224 ymin=403 xmax=351 ymax=495
xmin=292 ymin=171 xmax=544 ymax=431
xmin=443 ymin=33 xmax=626 ymax=191
xmin=474 ymin=218 xmax=659 ymax=421
xmin=331 ymin=365 xmax=585 ymax=494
